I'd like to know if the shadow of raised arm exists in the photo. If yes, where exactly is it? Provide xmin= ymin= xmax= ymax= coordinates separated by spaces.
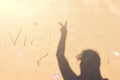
xmin=56 ymin=22 xmax=77 ymax=80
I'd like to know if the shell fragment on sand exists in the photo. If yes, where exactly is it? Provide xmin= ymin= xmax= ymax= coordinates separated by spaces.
xmin=69 ymin=28 xmax=74 ymax=32
xmin=53 ymin=74 xmax=60 ymax=80
xmin=18 ymin=51 xmax=24 ymax=56
xmin=113 ymin=51 xmax=120 ymax=56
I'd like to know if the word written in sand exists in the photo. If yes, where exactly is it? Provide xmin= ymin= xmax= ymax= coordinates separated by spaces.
xmin=7 ymin=27 xmax=52 ymax=48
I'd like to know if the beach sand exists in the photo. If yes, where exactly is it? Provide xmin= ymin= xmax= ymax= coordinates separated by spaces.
xmin=0 ymin=0 xmax=120 ymax=80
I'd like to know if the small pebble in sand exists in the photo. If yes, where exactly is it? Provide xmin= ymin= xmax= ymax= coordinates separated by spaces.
xmin=53 ymin=74 xmax=60 ymax=80
xmin=33 ymin=22 xmax=38 ymax=26
xmin=113 ymin=51 xmax=120 ymax=56
xmin=18 ymin=51 xmax=24 ymax=56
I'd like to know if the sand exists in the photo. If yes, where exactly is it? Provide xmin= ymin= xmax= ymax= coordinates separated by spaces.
xmin=0 ymin=0 xmax=120 ymax=80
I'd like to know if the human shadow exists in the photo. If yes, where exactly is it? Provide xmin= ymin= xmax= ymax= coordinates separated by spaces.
xmin=56 ymin=22 xmax=108 ymax=80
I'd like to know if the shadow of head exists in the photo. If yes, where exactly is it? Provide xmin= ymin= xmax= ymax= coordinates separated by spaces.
xmin=76 ymin=49 xmax=103 ymax=80
xmin=77 ymin=49 xmax=100 ymax=67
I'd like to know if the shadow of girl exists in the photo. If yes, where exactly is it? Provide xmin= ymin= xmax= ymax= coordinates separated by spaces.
xmin=56 ymin=22 xmax=108 ymax=80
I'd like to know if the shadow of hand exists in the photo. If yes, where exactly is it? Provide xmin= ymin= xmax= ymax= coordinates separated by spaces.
xmin=58 ymin=21 xmax=67 ymax=34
